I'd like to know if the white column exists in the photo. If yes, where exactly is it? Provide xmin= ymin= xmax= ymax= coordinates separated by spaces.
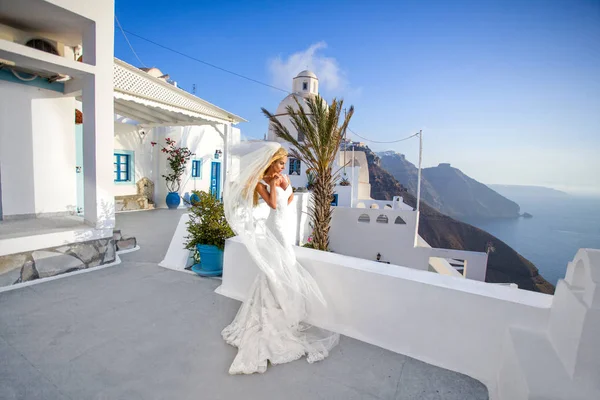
xmin=81 ymin=5 xmax=115 ymax=230
xmin=351 ymin=146 xmax=355 ymax=207
xmin=222 ymin=122 xmax=229 ymax=199
xmin=414 ymin=130 xmax=423 ymax=247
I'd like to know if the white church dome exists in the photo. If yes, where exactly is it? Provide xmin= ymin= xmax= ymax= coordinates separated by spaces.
xmin=295 ymin=70 xmax=318 ymax=79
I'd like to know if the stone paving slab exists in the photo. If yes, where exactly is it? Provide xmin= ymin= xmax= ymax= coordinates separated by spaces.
xmin=0 ymin=210 xmax=489 ymax=400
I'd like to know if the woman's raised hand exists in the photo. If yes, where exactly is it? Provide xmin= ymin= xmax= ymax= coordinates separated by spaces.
xmin=271 ymin=173 xmax=283 ymax=186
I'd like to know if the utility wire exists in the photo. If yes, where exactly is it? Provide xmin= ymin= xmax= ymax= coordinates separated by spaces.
xmin=114 ymin=28 xmax=419 ymax=143
xmin=348 ymin=128 xmax=419 ymax=144
xmin=121 ymin=28 xmax=290 ymax=94
xmin=115 ymin=16 xmax=147 ymax=68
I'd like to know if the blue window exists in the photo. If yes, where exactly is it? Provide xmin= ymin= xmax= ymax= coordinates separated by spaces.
xmin=114 ymin=153 xmax=131 ymax=182
xmin=191 ymin=159 xmax=202 ymax=178
xmin=331 ymin=193 xmax=339 ymax=206
xmin=289 ymin=158 xmax=301 ymax=175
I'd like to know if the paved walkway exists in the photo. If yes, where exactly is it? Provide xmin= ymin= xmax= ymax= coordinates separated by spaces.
xmin=0 ymin=210 xmax=488 ymax=400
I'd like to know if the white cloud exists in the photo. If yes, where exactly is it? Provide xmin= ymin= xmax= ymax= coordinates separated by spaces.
xmin=268 ymin=42 xmax=357 ymax=96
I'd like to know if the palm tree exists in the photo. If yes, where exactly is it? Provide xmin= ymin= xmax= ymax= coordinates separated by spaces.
xmin=262 ymin=95 xmax=354 ymax=251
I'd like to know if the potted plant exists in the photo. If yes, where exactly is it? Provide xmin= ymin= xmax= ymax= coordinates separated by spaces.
xmin=151 ymin=138 xmax=194 ymax=209
xmin=339 ymin=176 xmax=351 ymax=186
xmin=184 ymin=190 xmax=234 ymax=276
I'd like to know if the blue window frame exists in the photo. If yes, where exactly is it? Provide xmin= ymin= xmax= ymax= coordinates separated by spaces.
xmin=289 ymin=158 xmax=301 ymax=175
xmin=114 ymin=153 xmax=130 ymax=182
xmin=114 ymin=150 xmax=134 ymax=184
xmin=191 ymin=159 xmax=202 ymax=178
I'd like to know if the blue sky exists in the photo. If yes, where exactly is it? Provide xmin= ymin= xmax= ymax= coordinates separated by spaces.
xmin=114 ymin=0 xmax=600 ymax=195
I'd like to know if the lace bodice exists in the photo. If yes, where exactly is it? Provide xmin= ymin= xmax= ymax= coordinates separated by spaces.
xmin=261 ymin=176 xmax=293 ymax=247
xmin=261 ymin=177 xmax=292 ymax=210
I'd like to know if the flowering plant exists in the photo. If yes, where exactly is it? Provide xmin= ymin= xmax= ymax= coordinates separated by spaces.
xmin=302 ymin=236 xmax=315 ymax=249
xmin=151 ymin=138 xmax=194 ymax=192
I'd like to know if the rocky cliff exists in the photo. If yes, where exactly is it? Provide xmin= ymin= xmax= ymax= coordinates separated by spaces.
xmin=362 ymin=146 xmax=554 ymax=294
xmin=378 ymin=151 xmax=520 ymax=219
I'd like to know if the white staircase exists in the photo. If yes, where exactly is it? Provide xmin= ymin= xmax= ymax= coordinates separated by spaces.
xmin=497 ymin=249 xmax=600 ymax=400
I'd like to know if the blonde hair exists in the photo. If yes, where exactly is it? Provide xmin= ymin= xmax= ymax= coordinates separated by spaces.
xmin=252 ymin=147 xmax=288 ymax=206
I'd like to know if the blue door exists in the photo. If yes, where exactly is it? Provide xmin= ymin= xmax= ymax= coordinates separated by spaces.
xmin=75 ymin=124 xmax=84 ymax=214
xmin=210 ymin=161 xmax=221 ymax=200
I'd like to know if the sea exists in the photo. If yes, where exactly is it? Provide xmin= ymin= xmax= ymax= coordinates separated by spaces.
xmin=463 ymin=195 xmax=600 ymax=287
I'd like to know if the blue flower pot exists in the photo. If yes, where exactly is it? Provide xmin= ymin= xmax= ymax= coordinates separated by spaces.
xmin=190 ymin=193 xmax=200 ymax=206
xmin=166 ymin=192 xmax=181 ymax=209
xmin=191 ymin=244 xmax=224 ymax=276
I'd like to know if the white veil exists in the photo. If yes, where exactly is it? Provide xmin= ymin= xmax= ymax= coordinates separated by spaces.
xmin=222 ymin=140 xmax=339 ymax=373
xmin=224 ymin=141 xmax=327 ymax=307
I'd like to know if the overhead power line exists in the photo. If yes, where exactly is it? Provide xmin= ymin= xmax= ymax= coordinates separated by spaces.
xmin=348 ymin=128 xmax=420 ymax=144
xmin=115 ymin=15 xmax=147 ymax=68
xmin=113 ymin=27 xmax=420 ymax=144
xmin=121 ymin=28 xmax=290 ymax=94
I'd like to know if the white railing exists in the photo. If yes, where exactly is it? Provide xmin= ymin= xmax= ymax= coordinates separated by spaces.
xmin=427 ymin=247 xmax=488 ymax=281
xmin=417 ymin=236 xmax=488 ymax=281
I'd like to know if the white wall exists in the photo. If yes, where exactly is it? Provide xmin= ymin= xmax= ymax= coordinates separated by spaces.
xmin=32 ymin=95 xmax=77 ymax=214
xmin=338 ymin=151 xmax=369 ymax=184
xmin=218 ymin=237 xmax=554 ymax=397
xmin=334 ymin=185 xmax=352 ymax=207
xmin=152 ymin=125 xmax=225 ymax=208
xmin=357 ymin=182 xmax=372 ymax=200
xmin=329 ymin=207 xmax=427 ymax=268
xmin=46 ymin=0 xmax=114 ymax=24
xmin=112 ymin=121 xmax=241 ymax=207
xmin=0 ymin=81 xmax=76 ymax=217
xmin=113 ymin=121 xmax=154 ymax=197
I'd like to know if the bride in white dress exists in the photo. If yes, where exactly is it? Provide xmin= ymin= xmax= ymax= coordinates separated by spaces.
xmin=222 ymin=142 xmax=339 ymax=375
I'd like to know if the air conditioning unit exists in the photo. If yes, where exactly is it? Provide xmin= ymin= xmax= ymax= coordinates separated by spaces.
xmin=0 ymin=23 xmax=74 ymax=82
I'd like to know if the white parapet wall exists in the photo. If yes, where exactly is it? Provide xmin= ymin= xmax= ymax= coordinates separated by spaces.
xmin=218 ymin=237 xmax=555 ymax=397
xmin=496 ymin=248 xmax=600 ymax=400
xmin=219 ymin=241 xmax=600 ymax=399
xmin=329 ymin=206 xmax=424 ymax=267
xmin=330 ymin=206 xmax=488 ymax=280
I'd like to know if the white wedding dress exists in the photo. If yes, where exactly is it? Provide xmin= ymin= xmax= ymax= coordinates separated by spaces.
xmin=222 ymin=176 xmax=339 ymax=374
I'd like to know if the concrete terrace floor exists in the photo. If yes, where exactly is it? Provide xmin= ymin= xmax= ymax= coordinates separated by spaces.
xmin=0 ymin=209 xmax=489 ymax=400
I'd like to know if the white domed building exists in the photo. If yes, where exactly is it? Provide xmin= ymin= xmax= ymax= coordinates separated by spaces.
xmin=266 ymin=70 xmax=371 ymax=207
xmin=267 ymin=70 xmax=324 ymax=144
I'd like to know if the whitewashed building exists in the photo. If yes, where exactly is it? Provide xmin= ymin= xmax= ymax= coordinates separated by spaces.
xmin=109 ymin=59 xmax=244 ymax=212
xmin=0 ymin=1 xmax=244 ymax=286
xmin=0 ymin=0 xmax=115 ymax=259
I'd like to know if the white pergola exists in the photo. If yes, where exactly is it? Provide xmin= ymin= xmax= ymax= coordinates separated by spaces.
xmin=112 ymin=58 xmax=246 ymax=194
